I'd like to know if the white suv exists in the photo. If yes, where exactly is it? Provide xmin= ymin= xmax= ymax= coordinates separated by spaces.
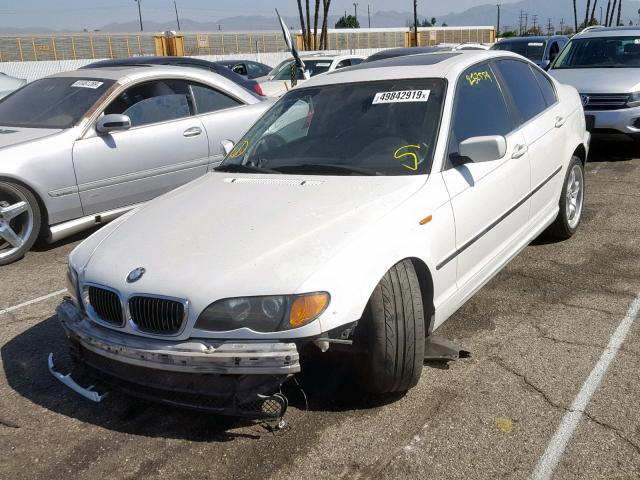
xmin=549 ymin=26 xmax=640 ymax=143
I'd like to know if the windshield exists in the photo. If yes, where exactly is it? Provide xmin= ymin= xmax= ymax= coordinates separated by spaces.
xmin=218 ymin=78 xmax=446 ymax=176
xmin=493 ymin=40 xmax=546 ymax=61
xmin=552 ymin=36 xmax=640 ymax=68
xmin=272 ymin=60 xmax=334 ymax=81
xmin=0 ymin=77 xmax=114 ymax=129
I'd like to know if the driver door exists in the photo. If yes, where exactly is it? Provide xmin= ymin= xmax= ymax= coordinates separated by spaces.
xmin=72 ymin=79 xmax=208 ymax=215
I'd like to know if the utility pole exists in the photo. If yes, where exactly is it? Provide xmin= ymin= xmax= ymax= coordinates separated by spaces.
xmin=368 ymin=4 xmax=371 ymax=28
xmin=496 ymin=4 xmax=501 ymax=37
xmin=532 ymin=14 xmax=538 ymax=33
xmin=560 ymin=18 xmax=565 ymax=34
xmin=173 ymin=1 xmax=181 ymax=31
xmin=353 ymin=3 xmax=358 ymax=22
xmin=547 ymin=18 xmax=553 ymax=35
xmin=413 ymin=0 xmax=418 ymax=47
xmin=519 ymin=10 xmax=524 ymax=35
xmin=600 ymin=6 xmax=603 ymax=23
xmin=134 ymin=0 xmax=143 ymax=31
xmin=524 ymin=13 xmax=529 ymax=34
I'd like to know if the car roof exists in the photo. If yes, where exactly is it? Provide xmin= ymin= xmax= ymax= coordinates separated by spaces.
xmin=302 ymin=50 xmax=523 ymax=88
xmin=575 ymin=26 xmax=640 ymax=38
xmin=365 ymin=46 xmax=450 ymax=62
xmin=52 ymin=64 xmax=219 ymax=82
xmin=496 ymin=36 xmax=566 ymax=43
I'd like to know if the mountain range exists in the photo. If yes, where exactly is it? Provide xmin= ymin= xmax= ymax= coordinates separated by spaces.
xmin=1 ymin=1 xmax=639 ymax=33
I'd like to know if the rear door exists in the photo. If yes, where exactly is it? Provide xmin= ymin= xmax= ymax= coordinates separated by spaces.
xmin=493 ymin=59 xmax=566 ymax=219
xmin=72 ymin=78 xmax=209 ymax=215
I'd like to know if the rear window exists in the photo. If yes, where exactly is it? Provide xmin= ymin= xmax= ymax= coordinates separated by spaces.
xmin=0 ymin=77 xmax=114 ymax=129
xmin=493 ymin=40 xmax=546 ymax=62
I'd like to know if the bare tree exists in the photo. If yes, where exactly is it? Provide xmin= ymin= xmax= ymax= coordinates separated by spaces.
xmin=573 ymin=0 xmax=578 ymax=32
xmin=297 ymin=0 xmax=308 ymax=49
xmin=313 ymin=0 xmax=320 ymax=49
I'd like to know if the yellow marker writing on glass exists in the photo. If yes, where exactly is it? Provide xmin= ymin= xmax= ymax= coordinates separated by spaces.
xmin=394 ymin=144 xmax=421 ymax=171
xmin=466 ymin=71 xmax=492 ymax=86
xmin=229 ymin=139 xmax=249 ymax=158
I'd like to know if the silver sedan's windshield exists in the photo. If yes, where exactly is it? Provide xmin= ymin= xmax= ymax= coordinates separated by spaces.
xmin=218 ymin=78 xmax=446 ymax=176
xmin=493 ymin=40 xmax=546 ymax=62
xmin=553 ymin=36 xmax=640 ymax=68
xmin=0 ymin=77 xmax=115 ymax=129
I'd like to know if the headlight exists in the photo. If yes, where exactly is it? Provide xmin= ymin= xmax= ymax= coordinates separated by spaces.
xmin=628 ymin=92 xmax=640 ymax=108
xmin=195 ymin=292 xmax=329 ymax=333
xmin=66 ymin=265 xmax=81 ymax=307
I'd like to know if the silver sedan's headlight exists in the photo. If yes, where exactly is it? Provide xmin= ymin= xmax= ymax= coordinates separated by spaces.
xmin=195 ymin=292 xmax=329 ymax=333
xmin=628 ymin=92 xmax=640 ymax=108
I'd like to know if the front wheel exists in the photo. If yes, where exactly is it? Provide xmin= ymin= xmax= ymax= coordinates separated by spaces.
xmin=354 ymin=259 xmax=425 ymax=393
xmin=546 ymin=156 xmax=585 ymax=240
xmin=0 ymin=181 xmax=41 ymax=266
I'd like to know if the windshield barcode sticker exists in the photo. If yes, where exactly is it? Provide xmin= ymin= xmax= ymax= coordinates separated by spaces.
xmin=71 ymin=80 xmax=104 ymax=89
xmin=373 ymin=90 xmax=430 ymax=104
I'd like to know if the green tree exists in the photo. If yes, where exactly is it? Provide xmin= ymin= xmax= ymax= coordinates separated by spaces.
xmin=431 ymin=17 xmax=437 ymax=25
xmin=335 ymin=14 xmax=360 ymax=28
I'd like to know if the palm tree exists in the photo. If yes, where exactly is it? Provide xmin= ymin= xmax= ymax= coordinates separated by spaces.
xmin=590 ymin=0 xmax=598 ymax=23
xmin=616 ymin=0 xmax=622 ymax=26
xmin=605 ymin=0 xmax=611 ymax=25
xmin=305 ymin=0 xmax=312 ymax=50
xmin=584 ymin=0 xmax=591 ymax=27
xmin=609 ymin=0 xmax=618 ymax=26
xmin=320 ymin=0 xmax=332 ymax=49
xmin=313 ymin=0 xmax=320 ymax=49
xmin=573 ymin=0 xmax=578 ymax=33
xmin=297 ymin=0 xmax=308 ymax=49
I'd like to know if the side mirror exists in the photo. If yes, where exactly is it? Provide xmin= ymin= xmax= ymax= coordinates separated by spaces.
xmin=221 ymin=139 xmax=235 ymax=156
xmin=458 ymin=135 xmax=507 ymax=163
xmin=96 ymin=114 xmax=131 ymax=134
xmin=541 ymin=59 xmax=551 ymax=70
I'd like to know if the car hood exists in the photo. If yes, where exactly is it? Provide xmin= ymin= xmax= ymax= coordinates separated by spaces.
xmin=549 ymin=68 xmax=640 ymax=93
xmin=80 ymin=172 xmax=426 ymax=301
xmin=0 ymin=126 xmax=63 ymax=150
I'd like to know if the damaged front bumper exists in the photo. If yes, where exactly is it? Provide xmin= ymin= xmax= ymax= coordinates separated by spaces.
xmin=54 ymin=299 xmax=299 ymax=418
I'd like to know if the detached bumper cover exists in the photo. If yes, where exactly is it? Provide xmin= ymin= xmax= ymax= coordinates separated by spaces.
xmin=55 ymin=299 xmax=297 ymax=417
xmin=57 ymin=300 xmax=300 ymax=375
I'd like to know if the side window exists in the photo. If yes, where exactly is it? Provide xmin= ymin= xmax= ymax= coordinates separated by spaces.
xmin=232 ymin=63 xmax=248 ymax=76
xmin=350 ymin=58 xmax=364 ymax=66
xmin=448 ymin=64 xmax=512 ymax=166
xmin=190 ymin=82 xmax=242 ymax=114
xmin=531 ymin=67 xmax=558 ymax=107
xmin=246 ymin=63 xmax=262 ymax=77
xmin=335 ymin=59 xmax=351 ymax=69
xmin=104 ymin=79 xmax=192 ymax=127
xmin=493 ymin=59 xmax=548 ymax=124
xmin=548 ymin=42 xmax=560 ymax=62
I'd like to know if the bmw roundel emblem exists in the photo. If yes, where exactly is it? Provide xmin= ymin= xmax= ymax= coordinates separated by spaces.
xmin=126 ymin=267 xmax=146 ymax=283
xmin=580 ymin=95 xmax=590 ymax=107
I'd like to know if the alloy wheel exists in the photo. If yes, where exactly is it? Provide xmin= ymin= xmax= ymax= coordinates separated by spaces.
xmin=565 ymin=164 xmax=584 ymax=230
xmin=0 ymin=186 xmax=34 ymax=261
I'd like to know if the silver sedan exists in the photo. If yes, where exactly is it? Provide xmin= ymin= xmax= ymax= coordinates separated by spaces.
xmin=0 ymin=65 xmax=271 ymax=265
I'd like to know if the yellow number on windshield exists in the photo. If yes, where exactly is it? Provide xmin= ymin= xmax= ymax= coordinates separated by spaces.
xmin=394 ymin=144 xmax=422 ymax=172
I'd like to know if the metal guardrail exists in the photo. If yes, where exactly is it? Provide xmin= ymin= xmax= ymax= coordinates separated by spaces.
xmin=0 ymin=28 xmax=495 ymax=63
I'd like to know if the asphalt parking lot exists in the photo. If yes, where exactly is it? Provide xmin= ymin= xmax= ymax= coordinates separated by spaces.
xmin=1 ymin=137 xmax=639 ymax=480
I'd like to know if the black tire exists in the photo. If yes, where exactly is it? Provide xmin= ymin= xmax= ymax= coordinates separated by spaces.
xmin=354 ymin=259 xmax=425 ymax=393
xmin=546 ymin=156 xmax=585 ymax=240
xmin=0 ymin=181 xmax=41 ymax=266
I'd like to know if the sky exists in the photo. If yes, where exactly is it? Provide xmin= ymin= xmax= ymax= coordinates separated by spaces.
xmin=0 ymin=0 xmax=520 ymax=30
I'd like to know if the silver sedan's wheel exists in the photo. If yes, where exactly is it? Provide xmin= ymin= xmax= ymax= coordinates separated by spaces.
xmin=546 ymin=156 xmax=585 ymax=240
xmin=0 ymin=182 xmax=41 ymax=265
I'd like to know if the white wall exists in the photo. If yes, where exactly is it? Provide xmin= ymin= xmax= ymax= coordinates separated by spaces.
xmin=0 ymin=48 xmax=385 ymax=83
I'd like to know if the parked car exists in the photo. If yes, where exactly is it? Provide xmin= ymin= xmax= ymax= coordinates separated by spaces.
xmin=0 ymin=65 xmax=271 ymax=265
xmin=214 ymin=59 xmax=272 ymax=79
xmin=83 ymin=56 xmax=266 ymax=97
xmin=492 ymin=35 xmax=569 ymax=69
xmin=364 ymin=46 xmax=450 ymax=63
xmin=548 ymin=26 xmax=640 ymax=143
xmin=0 ymin=72 xmax=26 ymax=99
xmin=54 ymin=50 xmax=589 ymax=417
xmin=257 ymin=54 xmax=365 ymax=97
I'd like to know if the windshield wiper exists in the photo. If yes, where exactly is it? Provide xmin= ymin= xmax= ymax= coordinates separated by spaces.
xmin=213 ymin=163 xmax=282 ymax=174
xmin=271 ymin=163 xmax=383 ymax=176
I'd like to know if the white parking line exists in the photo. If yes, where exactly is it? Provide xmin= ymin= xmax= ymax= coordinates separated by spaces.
xmin=0 ymin=289 xmax=67 ymax=316
xmin=531 ymin=293 xmax=640 ymax=480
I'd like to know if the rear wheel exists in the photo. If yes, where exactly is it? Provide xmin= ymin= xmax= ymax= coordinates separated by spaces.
xmin=546 ymin=156 xmax=585 ymax=240
xmin=354 ymin=259 xmax=425 ymax=393
xmin=0 ymin=181 xmax=41 ymax=265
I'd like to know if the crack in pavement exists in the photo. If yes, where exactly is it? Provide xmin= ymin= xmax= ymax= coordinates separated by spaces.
xmin=581 ymin=410 xmax=640 ymax=457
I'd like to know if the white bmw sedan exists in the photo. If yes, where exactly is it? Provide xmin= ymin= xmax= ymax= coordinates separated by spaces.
xmin=55 ymin=50 xmax=589 ymax=417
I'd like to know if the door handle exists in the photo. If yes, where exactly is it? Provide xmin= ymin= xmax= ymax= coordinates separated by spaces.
xmin=555 ymin=116 xmax=566 ymax=128
xmin=511 ymin=144 xmax=528 ymax=159
xmin=183 ymin=126 xmax=202 ymax=137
